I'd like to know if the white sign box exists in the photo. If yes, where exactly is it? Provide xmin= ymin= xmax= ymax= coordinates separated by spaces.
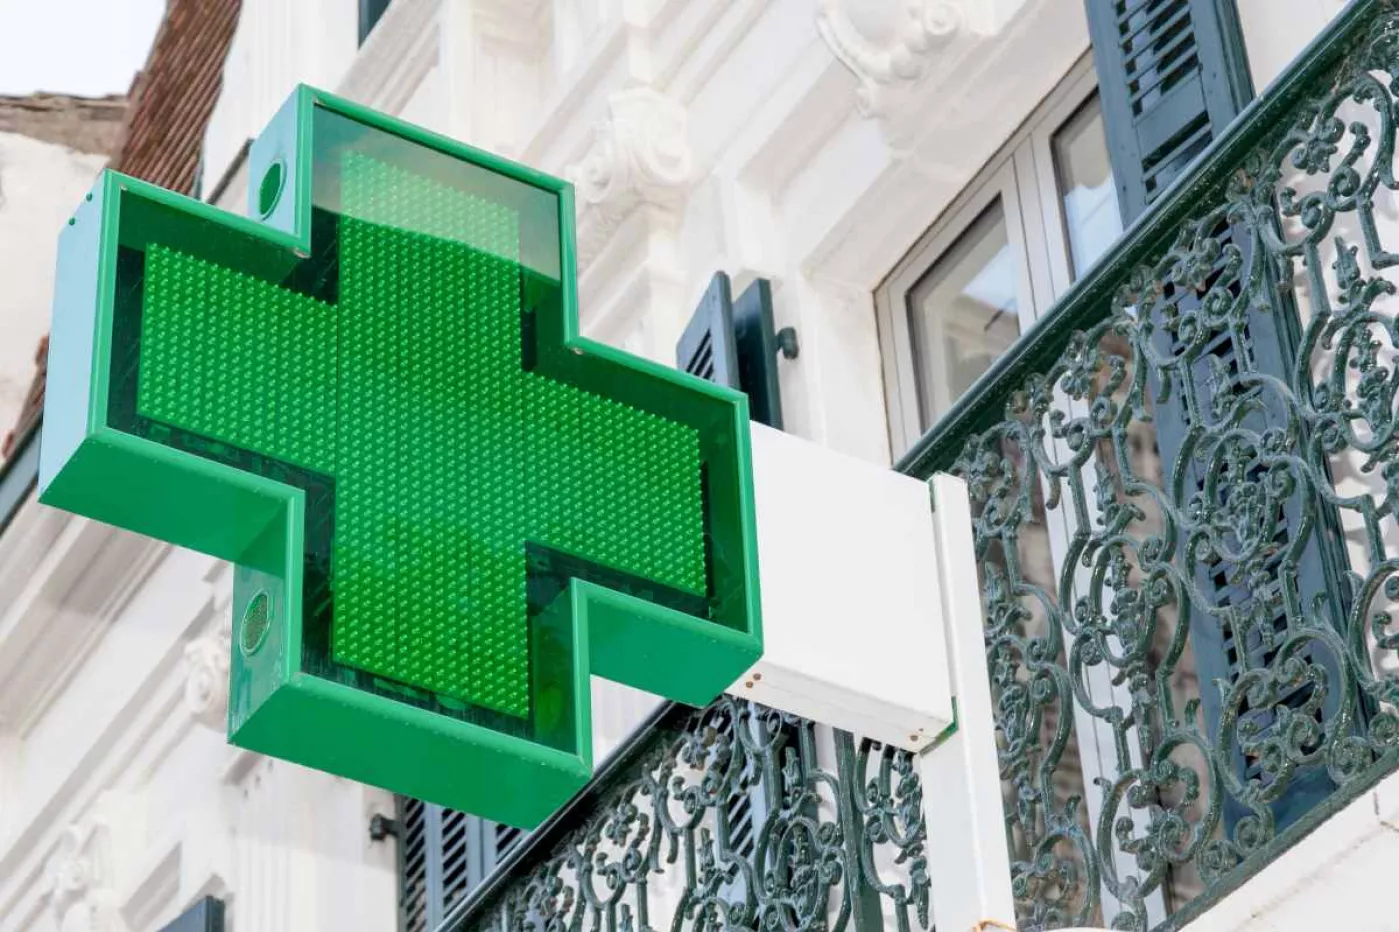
xmin=729 ymin=423 xmax=956 ymax=751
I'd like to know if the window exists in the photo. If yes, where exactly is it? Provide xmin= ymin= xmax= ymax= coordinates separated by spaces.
xmin=877 ymin=58 xmax=1124 ymax=454
xmin=906 ymin=201 xmax=1022 ymax=433
xmin=1052 ymin=95 xmax=1122 ymax=279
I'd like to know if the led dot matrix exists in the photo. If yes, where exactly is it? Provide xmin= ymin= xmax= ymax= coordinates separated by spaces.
xmin=139 ymin=149 xmax=708 ymax=717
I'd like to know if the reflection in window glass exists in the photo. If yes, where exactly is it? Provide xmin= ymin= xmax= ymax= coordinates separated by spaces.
xmin=1054 ymin=95 xmax=1123 ymax=279
xmin=906 ymin=201 xmax=1022 ymax=430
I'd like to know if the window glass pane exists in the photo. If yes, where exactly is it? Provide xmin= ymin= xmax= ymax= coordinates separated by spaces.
xmin=906 ymin=200 xmax=1021 ymax=430
xmin=1053 ymin=95 xmax=1123 ymax=278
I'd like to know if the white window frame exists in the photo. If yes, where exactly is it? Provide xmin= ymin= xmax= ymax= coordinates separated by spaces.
xmin=1030 ymin=64 xmax=1115 ymax=300
xmin=875 ymin=55 xmax=1102 ymax=456
xmin=875 ymin=162 xmax=1038 ymax=452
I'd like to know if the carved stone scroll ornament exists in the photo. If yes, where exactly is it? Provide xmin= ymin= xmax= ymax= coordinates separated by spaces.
xmin=183 ymin=613 xmax=232 ymax=730
xmin=566 ymin=88 xmax=692 ymax=265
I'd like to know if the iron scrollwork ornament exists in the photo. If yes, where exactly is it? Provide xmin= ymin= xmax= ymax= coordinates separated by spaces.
xmin=939 ymin=6 xmax=1399 ymax=929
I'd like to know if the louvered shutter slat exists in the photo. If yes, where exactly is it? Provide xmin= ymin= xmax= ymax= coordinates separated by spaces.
xmin=678 ymin=273 xmax=740 ymax=387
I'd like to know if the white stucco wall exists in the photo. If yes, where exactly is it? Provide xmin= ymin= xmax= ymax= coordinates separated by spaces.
xmin=1236 ymin=0 xmax=1348 ymax=92
xmin=0 ymin=132 xmax=104 ymax=446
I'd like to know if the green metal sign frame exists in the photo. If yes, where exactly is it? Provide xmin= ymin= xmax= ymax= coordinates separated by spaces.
xmin=39 ymin=86 xmax=762 ymax=827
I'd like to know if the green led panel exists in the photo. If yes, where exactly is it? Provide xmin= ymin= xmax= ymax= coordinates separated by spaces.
xmin=38 ymin=86 xmax=761 ymax=827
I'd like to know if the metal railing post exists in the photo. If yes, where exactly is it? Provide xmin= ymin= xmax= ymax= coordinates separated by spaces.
xmin=921 ymin=474 xmax=1016 ymax=932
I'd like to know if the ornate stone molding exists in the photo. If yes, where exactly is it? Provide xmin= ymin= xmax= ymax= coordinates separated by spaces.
xmin=566 ymin=88 xmax=692 ymax=266
xmin=43 ymin=822 xmax=120 ymax=932
xmin=182 ymin=612 xmax=231 ymax=730
xmin=815 ymin=0 xmax=964 ymax=117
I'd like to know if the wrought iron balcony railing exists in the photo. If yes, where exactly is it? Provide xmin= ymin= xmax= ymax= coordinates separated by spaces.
xmin=436 ymin=699 xmax=931 ymax=932
xmin=899 ymin=0 xmax=1399 ymax=927
xmin=421 ymin=1 xmax=1399 ymax=930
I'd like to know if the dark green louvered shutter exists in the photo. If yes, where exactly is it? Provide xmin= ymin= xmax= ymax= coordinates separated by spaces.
xmin=733 ymin=279 xmax=785 ymax=430
xmin=400 ymin=796 xmax=428 ymax=931
xmin=398 ymin=796 xmax=524 ymax=931
xmin=1088 ymin=0 xmax=1350 ymax=830
xmin=1089 ymin=0 xmax=1252 ymax=217
xmin=464 ymin=818 xmax=524 ymax=888
xmin=678 ymin=273 xmax=790 ymax=886
xmin=358 ymin=0 xmax=393 ymax=44
xmin=715 ymin=713 xmax=802 ymax=902
xmin=678 ymin=273 xmax=741 ymax=387
xmin=158 ymin=897 xmax=225 ymax=932
xmin=678 ymin=272 xmax=785 ymax=430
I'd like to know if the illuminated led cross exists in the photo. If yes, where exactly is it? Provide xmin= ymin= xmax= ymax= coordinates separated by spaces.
xmin=39 ymin=87 xmax=761 ymax=826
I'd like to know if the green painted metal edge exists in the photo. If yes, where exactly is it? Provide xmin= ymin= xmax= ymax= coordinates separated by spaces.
xmin=1160 ymin=751 xmax=1399 ymax=931
xmin=313 ymin=86 xmax=570 ymax=196
xmin=40 ymin=172 xmax=304 ymax=566
xmin=233 ymin=579 xmax=596 ymax=829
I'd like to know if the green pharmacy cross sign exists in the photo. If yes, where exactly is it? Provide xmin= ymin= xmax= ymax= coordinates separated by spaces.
xmin=39 ymin=87 xmax=761 ymax=827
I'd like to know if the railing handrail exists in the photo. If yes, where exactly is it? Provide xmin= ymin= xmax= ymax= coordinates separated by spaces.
xmin=896 ymin=0 xmax=1386 ymax=479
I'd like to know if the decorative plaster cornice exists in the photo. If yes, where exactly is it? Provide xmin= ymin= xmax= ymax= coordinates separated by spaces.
xmin=43 ymin=821 xmax=120 ymax=932
xmin=815 ymin=0 xmax=963 ymax=117
xmin=182 ymin=613 xmax=231 ymax=730
xmin=44 ymin=825 xmax=96 ymax=908
xmin=566 ymin=87 xmax=692 ymax=266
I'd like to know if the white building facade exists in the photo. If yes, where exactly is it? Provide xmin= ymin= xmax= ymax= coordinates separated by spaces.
xmin=2 ymin=0 xmax=1394 ymax=930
